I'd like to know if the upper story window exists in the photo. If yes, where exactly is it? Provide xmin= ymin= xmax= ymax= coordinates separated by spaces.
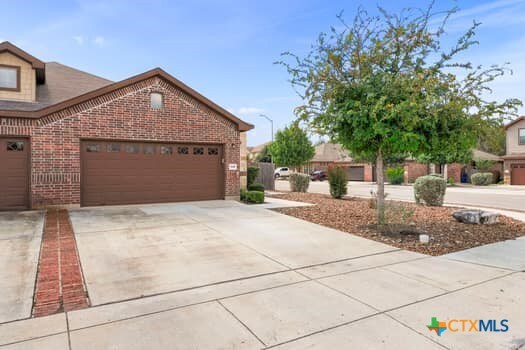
xmin=519 ymin=129 xmax=525 ymax=145
xmin=150 ymin=92 xmax=163 ymax=110
xmin=0 ymin=64 xmax=20 ymax=91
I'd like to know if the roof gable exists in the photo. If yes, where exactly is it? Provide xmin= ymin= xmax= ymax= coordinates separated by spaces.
xmin=0 ymin=41 xmax=45 ymax=83
xmin=505 ymin=116 xmax=525 ymax=130
xmin=0 ymin=67 xmax=253 ymax=131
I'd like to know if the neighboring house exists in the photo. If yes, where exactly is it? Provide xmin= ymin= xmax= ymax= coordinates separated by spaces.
xmin=303 ymin=143 xmax=375 ymax=181
xmin=503 ymin=116 xmax=525 ymax=185
xmin=247 ymin=141 xmax=271 ymax=162
xmin=404 ymin=149 xmax=503 ymax=184
xmin=0 ymin=41 xmax=253 ymax=210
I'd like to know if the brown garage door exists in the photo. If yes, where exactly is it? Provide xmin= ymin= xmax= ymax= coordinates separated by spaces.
xmin=511 ymin=164 xmax=525 ymax=185
xmin=0 ymin=138 xmax=29 ymax=210
xmin=347 ymin=166 xmax=365 ymax=181
xmin=81 ymin=141 xmax=224 ymax=206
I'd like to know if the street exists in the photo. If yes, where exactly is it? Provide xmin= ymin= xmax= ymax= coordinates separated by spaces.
xmin=275 ymin=180 xmax=525 ymax=213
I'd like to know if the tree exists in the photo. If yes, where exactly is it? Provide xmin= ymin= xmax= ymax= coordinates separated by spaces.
xmin=477 ymin=122 xmax=506 ymax=156
xmin=278 ymin=4 xmax=520 ymax=225
xmin=269 ymin=124 xmax=315 ymax=170
xmin=255 ymin=144 xmax=272 ymax=163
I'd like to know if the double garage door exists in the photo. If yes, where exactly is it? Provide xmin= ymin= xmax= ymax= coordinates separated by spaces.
xmin=347 ymin=166 xmax=365 ymax=181
xmin=81 ymin=141 xmax=224 ymax=206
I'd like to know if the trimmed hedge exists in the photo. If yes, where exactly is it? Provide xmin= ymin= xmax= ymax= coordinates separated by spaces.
xmin=240 ymin=189 xmax=264 ymax=203
xmin=328 ymin=166 xmax=347 ymax=199
xmin=289 ymin=173 xmax=310 ymax=192
xmin=246 ymin=190 xmax=264 ymax=204
xmin=414 ymin=175 xmax=447 ymax=206
xmin=248 ymin=183 xmax=265 ymax=192
xmin=386 ymin=167 xmax=404 ymax=185
xmin=471 ymin=172 xmax=493 ymax=186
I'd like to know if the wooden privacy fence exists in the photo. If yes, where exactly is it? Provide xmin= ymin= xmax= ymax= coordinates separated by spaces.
xmin=253 ymin=162 xmax=275 ymax=191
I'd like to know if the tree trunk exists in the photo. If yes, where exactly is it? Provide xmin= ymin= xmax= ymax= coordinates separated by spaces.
xmin=443 ymin=164 xmax=448 ymax=182
xmin=376 ymin=149 xmax=385 ymax=226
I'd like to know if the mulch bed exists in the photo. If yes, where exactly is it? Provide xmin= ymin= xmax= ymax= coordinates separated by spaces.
xmin=270 ymin=192 xmax=525 ymax=256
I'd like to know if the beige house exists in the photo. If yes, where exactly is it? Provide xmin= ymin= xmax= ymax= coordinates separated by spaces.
xmin=503 ymin=116 xmax=525 ymax=185
xmin=303 ymin=143 xmax=375 ymax=181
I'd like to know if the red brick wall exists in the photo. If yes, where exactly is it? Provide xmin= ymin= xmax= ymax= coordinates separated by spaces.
xmin=404 ymin=161 xmax=428 ymax=183
xmin=1 ymin=76 xmax=241 ymax=208
xmin=447 ymin=163 xmax=463 ymax=183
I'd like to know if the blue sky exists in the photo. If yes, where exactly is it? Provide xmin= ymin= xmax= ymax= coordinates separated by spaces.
xmin=2 ymin=0 xmax=525 ymax=146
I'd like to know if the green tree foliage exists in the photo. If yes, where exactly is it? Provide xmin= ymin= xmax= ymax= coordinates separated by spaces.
xmin=278 ymin=3 xmax=521 ymax=225
xmin=255 ymin=145 xmax=272 ymax=163
xmin=474 ymin=159 xmax=495 ymax=172
xmin=477 ymin=123 xmax=506 ymax=156
xmin=269 ymin=124 xmax=315 ymax=169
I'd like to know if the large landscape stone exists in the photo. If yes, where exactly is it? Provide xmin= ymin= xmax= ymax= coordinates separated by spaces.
xmin=452 ymin=209 xmax=499 ymax=224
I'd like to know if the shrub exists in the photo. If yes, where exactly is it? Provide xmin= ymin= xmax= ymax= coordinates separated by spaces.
xmin=447 ymin=177 xmax=455 ymax=185
xmin=246 ymin=190 xmax=264 ymax=204
xmin=289 ymin=173 xmax=310 ymax=192
xmin=327 ymin=166 xmax=347 ymax=198
xmin=248 ymin=183 xmax=265 ymax=192
xmin=471 ymin=172 xmax=493 ymax=186
xmin=386 ymin=167 xmax=404 ymax=185
xmin=247 ymin=167 xmax=259 ymax=187
xmin=381 ymin=201 xmax=416 ymax=232
xmin=413 ymin=175 xmax=447 ymax=206
xmin=240 ymin=189 xmax=247 ymax=201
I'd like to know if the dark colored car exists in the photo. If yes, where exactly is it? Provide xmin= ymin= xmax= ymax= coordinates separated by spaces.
xmin=310 ymin=170 xmax=327 ymax=181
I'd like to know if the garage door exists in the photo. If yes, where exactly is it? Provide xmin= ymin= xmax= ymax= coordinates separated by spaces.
xmin=0 ymin=138 xmax=29 ymax=210
xmin=347 ymin=166 xmax=365 ymax=181
xmin=511 ymin=164 xmax=525 ymax=185
xmin=81 ymin=141 xmax=224 ymax=206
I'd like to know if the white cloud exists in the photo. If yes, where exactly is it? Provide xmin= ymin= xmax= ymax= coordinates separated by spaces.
xmin=436 ymin=0 xmax=525 ymax=31
xmin=92 ymin=36 xmax=106 ymax=47
xmin=238 ymin=107 xmax=264 ymax=115
xmin=72 ymin=36 xmax=84 ymax=45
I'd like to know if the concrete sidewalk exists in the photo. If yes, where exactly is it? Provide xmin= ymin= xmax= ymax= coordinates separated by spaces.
xmin=1 ymin=255 xmax=522 ymax=349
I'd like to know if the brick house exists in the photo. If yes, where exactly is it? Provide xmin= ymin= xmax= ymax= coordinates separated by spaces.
xmin=0 ymin=41 xmax=252 ymax=210
xmin=503 ymin=116 xmax=525 ymax=185
xmin=404 ymin=149 xmax=503 ymax=184
xmin=303 ymin=143 xmax=375 ymax=181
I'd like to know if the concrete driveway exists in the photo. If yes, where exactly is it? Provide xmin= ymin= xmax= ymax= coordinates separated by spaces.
xmin=1 ymin=200 xmax=524 ymax=349
xmin=0 ymin=211 xmax=44 ymax=323
xmin=276 ymin=180 xmax=525 ymax=213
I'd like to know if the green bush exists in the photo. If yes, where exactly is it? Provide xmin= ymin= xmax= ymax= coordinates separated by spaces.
xmin=240 ymin=189 xmax=247 ymax=201
xmin=246 ymin=190 xmax=264 ymax=204
xmin=289 ymin=173 xmax=310 ymax=192
xmin=414 ymin=175 xmax=447 ymax=206
xmin=471 ymin=172 xmax=493 ymax=186
xmin=327 ymin=166 xmax=347 ymax=198
xmin=247 ymin=167 xmax=259 ymax=187
xmin=248 ymin=183 xmax=265 ymax=192
xmin=447 ymin=177 xmax=455 ymax=185
xmin=386 ymin=167 xmax=404 ymax=185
